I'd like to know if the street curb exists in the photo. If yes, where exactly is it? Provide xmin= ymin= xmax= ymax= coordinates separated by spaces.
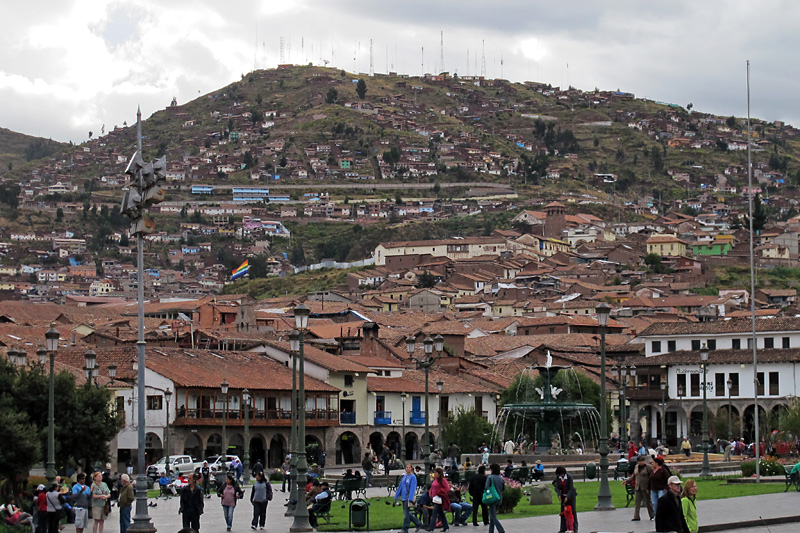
xmin=698 ymin=514 xmax=800 ymax=532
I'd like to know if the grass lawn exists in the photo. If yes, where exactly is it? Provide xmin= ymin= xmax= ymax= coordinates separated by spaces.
xmin=316 ymin=478 xmax=785 ymax=531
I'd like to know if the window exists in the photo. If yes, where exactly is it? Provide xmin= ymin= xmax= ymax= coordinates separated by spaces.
xmin=706 ymin=339 xmax=716 ymax=350
xmin=667 ymin=340 xmax=676 ymax=352
xmin=116 ymin=396 xmax=125 ymax=416
xmin=715 ymin=373 xmax=726 ymax=397
xmin=783 ymin=337 xmax=791 ymax=349
xmin=690 ymin=374 xmax=700 ymax=396
xmin=652 ymin=341 xmax=662 ymax=353
xmin=691 ymin=340 xmax=701 ymax=351
xmin=344 ymin=375 xmax=354 ymax=387
xmin=146 ymin=395 xmax=163 ymax=410
xmin=769 ymin=372 xmax=779 ymax=396
xmin=756 ymin=372 xmax=765 ymax=396
xmin=732 ymin=339 xmax=741 ymax=350
xmin=729 ymin=373 xmax=739 ymax=396
xmin=764 ymin=337 xmax=774 ymax=349
xmin=747 ymin=338 xmax=753 ymax=350
xmin=677 ymin=374 xmax=687 ymax=397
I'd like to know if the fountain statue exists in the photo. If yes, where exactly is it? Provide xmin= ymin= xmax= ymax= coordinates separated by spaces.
xmin=550 ymin=433 xmax=562 ymax=455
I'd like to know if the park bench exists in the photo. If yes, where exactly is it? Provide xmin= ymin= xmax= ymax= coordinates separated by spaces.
xmin=508 ymin=467 xmax=530 ymax=485
xmin=784 ymin=464 xmax=800 ymax=492
xmin=334 ymin=477 xmax=367 ymax=500
xmin=387 ymin=475 xmax=402 ymax=496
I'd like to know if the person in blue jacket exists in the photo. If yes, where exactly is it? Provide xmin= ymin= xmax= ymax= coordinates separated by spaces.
xmin=395 ymin=463 xmax=423 ymax=533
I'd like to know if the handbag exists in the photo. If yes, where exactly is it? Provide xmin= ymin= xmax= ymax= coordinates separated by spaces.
xmin=104 ymin=500 xmax=112 ymax=516
xmin=482 ymin=478 xmax=500 ymax=505
xmin=432 ymin=495 xmax=442 ymax=504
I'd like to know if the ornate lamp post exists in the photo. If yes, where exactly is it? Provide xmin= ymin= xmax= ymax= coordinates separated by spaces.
xmin=164 ymin=388 xmax=172 ymax=474
xmin=84 ymin=349 xmax=97 ymax=385
xmin=221 ymin=380 xmax=229 ymax=463
xmin=618 ymin=365 xmax=628 ymax=447
xmin=400 ymin=392 xmax=408 ymax=462
xmin=660 ymin=380 xmax=667 ymax=447
xmin=44 ymin=325 xmax=59 ymax=484
xmin=287 ymin=330 xmax=300 ymax=516
xmin=594 ymin=303 xmax=614 ymax=511
xmin=700 ymin=343 xmax=711 ymax=477
xmin=242 ymin=389 xmax=251 ymax=484
xmin=108 ymin=364 xmax=117 ymax=384
xmin=290 ymin=303 xmax=312 ymax=532
xmin=406 ymin=334 xmax=442 ymax=474
xmin=726 ymin=377 xmax=733 ymax=443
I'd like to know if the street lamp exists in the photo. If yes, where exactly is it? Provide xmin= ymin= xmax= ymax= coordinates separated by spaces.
xmin=242 ymin=388 xmax=251 ymax=484
xmin=660 ymin=380 xmax=667 ymax=448
xmin=108 ymin=364 xmax=117 ymax=384
xmin=44 ymin=324 xmax=59 ymax=484
xmin=618 ymin=365 xmax=629 ymax=448
xmin=406 ymin=335 xmax=442 ymax=474
xmin=221 ymin=380 xmax=229 ymax=463
xmin=727 ymin=377 xmax=734 ymax=443
xmin=164 ymin=388 xmax=172 ymax=475
xmin=678 ymin=384 xmax=685 ymax=441
xmin=290 ymin=303 xmax=312 ymax=532
xmin=700 ymin=343 xmax=711 ymax=477
xmin=287 ymin=330 xmax=299 ymax=516
xmin=594 ymin=302 xmax=614 ymax=511
xmin=400 ymin=393 xmax=408 ymax=462
xmin=84 ymin=349 xmax=97 ymax=385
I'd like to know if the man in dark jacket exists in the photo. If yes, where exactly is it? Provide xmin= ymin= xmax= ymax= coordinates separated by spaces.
xmin=655 ymin=476 xmax=689 ymax=533
xmin=552 ymin=466 xmax=578 ymax=533
xmin=468 ymin=464 xmax=489 ymax=526
xmin=179 ymin=473 xmax=205 ymax=531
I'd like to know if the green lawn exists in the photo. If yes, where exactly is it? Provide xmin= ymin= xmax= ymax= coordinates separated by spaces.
xmin=316 ymin=478 xmax=785 ymax=531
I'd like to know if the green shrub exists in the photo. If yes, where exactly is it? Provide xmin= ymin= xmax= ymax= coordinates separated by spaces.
xmin=498 ymin=483 xmax=523 ymax=513
xmin=741 ymin=458 xmax=785 ymax=477
xmin=269 ymin=468 xmax=284 ymax=482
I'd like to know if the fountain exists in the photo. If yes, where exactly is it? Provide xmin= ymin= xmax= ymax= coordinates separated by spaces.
xmin=494 ymin=356 xmax=601 ymax=455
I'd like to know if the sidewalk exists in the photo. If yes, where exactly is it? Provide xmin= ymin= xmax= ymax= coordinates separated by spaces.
xmin=57 ymin=488 xmax=800 ymax=533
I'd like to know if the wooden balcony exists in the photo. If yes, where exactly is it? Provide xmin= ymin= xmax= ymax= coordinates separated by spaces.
xmin=173 ymin=407 xmax=339 ymax=428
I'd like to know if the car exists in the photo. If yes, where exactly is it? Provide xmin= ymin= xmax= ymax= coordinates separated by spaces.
xmin=206 ymin=454 xmax=241 ymax=475
xmin=146 ymin=455 xmax=204 ymax=480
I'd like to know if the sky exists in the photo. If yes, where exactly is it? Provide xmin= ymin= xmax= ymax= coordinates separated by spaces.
xmin=1 ymin=0 xmax=798 ymax=143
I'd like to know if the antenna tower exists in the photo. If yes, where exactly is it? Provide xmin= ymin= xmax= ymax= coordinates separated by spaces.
xmin=500 ymin=54 xmax=504 ymax=79
xmin=369 ymin=38 xmax=374 ymax=76
xmin=466 ymin=49 xmax=469 ymax=76
xmin=421 ymin=46 xmax=424 ymax=75
xmin=301 ymin=37 xmax=304 ymax=63
xmin=440 ymin=30 xmax=444 ymax=73
xmin=481 ymin=40 xmax=486 ymax=77
xmin=280 ymin=36 xmax=285 ymax=63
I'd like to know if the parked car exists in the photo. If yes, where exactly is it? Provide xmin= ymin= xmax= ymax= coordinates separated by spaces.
xmin=206 ymin=455 xmax=241 ymax=475
xmin=147 ymin=455 xmax=204 ymax=480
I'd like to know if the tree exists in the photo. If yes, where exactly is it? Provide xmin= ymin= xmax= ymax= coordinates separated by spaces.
xmin=56 ymin=207 xmax=63 ymax=222
xmin=382 ymin=147 xmax=401 ymax=170
xmin=744 ymin=194 xmax=769 ymax=232
xmin=326 ymin=87 xmax=338 ymax=104
xmin=418 ymin=270 xmax=436 ymax=288
xmin=177 ymin=259 xmax=185 ymax=272
xmin=356 ymin=79 xmax=368 ymax=99
xmin=726 ymin=115 xmax=737 ymax=128
xmin=644 ymin=253 xmax=670 ymax=274
xmin=687 ymin=103 xmax=693 ymax=112
xmin=255 ymin=93 xmax=263 ymax=105
xmin=439 ymin=407 xmax=494 ymax=457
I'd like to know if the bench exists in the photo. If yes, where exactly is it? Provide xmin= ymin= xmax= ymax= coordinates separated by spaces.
xmin=334 ymin=478 xmax=367 ymax=500
xmin=311 ymin=497 xmax=332 ymax=526
xmin=784 ymin=465 xmax=800 ymax=492
xmin=623 ymin=479 xmax=635 ymax=507
xmin=387 ymin=475 xmax=403 ymax=496
xmin=613 ymin=461 xmax=634 ymax=481
xmin=508 ymin=467 xmax=530 ymax=485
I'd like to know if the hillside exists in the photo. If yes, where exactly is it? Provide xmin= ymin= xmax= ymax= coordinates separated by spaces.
xmin=0 ymin=127 xmax=66 ymax=177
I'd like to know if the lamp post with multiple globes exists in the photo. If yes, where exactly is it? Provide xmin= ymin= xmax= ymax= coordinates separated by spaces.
xmin=44 ymin=325 xmax=60 ymax=484
xmin=594 ymin=303 xmax=614 ymax=511
xmin=290 ymin=304 xmax=312 ymax=532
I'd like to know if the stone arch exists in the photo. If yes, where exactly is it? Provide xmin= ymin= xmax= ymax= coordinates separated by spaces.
xmin=249 ymin=434 xmax=267 ymax=468
xmin=335 ymin=431 xmax=361 ymax=465
xmin=145 ymin=432 xmax=163 ymax=464
xmin=385 ymin=431 xmax=401 ymax=457
xmin=268 ymin=434 xmax=287 ymax=469
xmin=228 ymin=433 xmax=245 ymax=460
xmin=206 ymin=433 xmax=223 ymax=458
xmin=403 ymin=431 xmax=419 ymax=461
xmin=305 ymin=434 xmax=324 ymax=465
xmin=742 ymin=404 xmax=768 ymax=443
xmin=183 ymin=432 xmax=203 ymax=459
xmin=369 ymin=431 xmax=385 ymax=453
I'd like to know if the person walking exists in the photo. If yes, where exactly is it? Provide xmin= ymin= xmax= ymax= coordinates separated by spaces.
xmin=680 ymin=479 xmax=698 ymax=533
xmin=552 ymin=466 xmax=577 ymax=533
xmin=218 ymin=474 xmax=244 ymax=531
xmin=382 ymin=444 xmax=393 ymax=476
xmin=655 ymin=476 xmax=689 ymax=533
xmin=34 ymin=485 xmax=48 ymax=533
xmin=71 ymin=474 xmax=91 ymax=533
xmin=650 ymin=456 xmax=670 ymax=516
xmin=468 ymin=464 xmax=489 ymax=526
xmin=503 ymin=439 xmax=515 ymax=455
xmin=251 ymin=459 xmax=265 ymax=480
xmin=681 ymin=437 xmax=692 ymax=457
xmin=200 ymin=461 xmax=211 ymax=498
xmin=395 ymin=463 xmax=423 ymax=533
xmin=427 ymin=467 xmax=450 ymax=532
xmin=281 ymin=456 xmax=291 ymax=493
xmin=447 ymin=442 xmax=461 ymax=471
xmin=362 ymin=451 xmax=375 ymax=487
xmin=45 ymin=484 xmax=64 ymax=533
xmin=485 ymin=463 xmax=505 ymax=533
xmin=117 ymin=475 xmax=134 ymax=533
xmin=90 ymin=472 xmax=110 ymax=533
xmin=250 ymin=472 xmax=272 ymax=530
xmin=629 ymin=455 xmax=653 ymax=522
xmin=179 ymin=473 xmax=204 ymax=531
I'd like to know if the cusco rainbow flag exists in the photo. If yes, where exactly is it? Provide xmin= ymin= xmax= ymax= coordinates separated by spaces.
xmin=231 ymin=260 xmax=249 ymax=280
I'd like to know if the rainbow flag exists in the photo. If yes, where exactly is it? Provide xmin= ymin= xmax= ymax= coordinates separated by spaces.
xmin=231 ymin=260 xmax=249 ymax=280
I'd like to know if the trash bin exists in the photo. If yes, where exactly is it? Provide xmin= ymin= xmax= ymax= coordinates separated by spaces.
xmin=584 ymin=462 xmax=597 ymax=481
xmin=349 ymin=498 xmax=369 ymax=530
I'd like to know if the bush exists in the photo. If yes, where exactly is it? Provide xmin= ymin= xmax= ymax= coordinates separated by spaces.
xmin=741 ymin=458 xmax=784 ymax=477
xmin=269 ymin=468 xmax=284 ymax=482
xmin=498 ymin=478 xmax=523 ymax=513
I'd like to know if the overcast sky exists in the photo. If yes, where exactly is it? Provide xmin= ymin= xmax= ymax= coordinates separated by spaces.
xmin=2 ymin=1 xmax=797 ymax=143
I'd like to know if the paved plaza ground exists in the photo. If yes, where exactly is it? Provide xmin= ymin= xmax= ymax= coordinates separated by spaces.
xmin=56 ymin=486 xmax=799 ymax=533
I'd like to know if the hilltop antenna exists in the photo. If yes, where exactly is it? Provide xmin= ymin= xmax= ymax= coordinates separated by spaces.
xmin=500 ymin=54 xmax=504 ymax=79
xmin=302 ymin=37 xmax=304 ymax=64
xmin=421 ymin=46 xmax=424 ymax=76
xmin=385 ymin=45 xmax=389 ymax=73
xmin=440 ymin=30 xmax=445 ymax=74
xmin=280 ymin=36 xmax=285 ymax=63
xmin=466 ymin=49 xmax=469 ymax=76
xmin=369 ymin=38 xmax=374 ymax=76
xmin=481 ymin=40 xmax=486 ymax=77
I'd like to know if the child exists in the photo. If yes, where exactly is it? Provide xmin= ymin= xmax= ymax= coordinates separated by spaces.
xmin=561 ymin=501 xmax=574 ymax=533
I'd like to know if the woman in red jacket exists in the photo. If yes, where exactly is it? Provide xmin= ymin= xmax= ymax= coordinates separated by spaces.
xmin=426 ymin=468 xmax=451 ymax=532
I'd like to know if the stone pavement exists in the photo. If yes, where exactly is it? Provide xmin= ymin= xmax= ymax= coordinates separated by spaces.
xmin=57 ymin=488 xmax=800 ymax=533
